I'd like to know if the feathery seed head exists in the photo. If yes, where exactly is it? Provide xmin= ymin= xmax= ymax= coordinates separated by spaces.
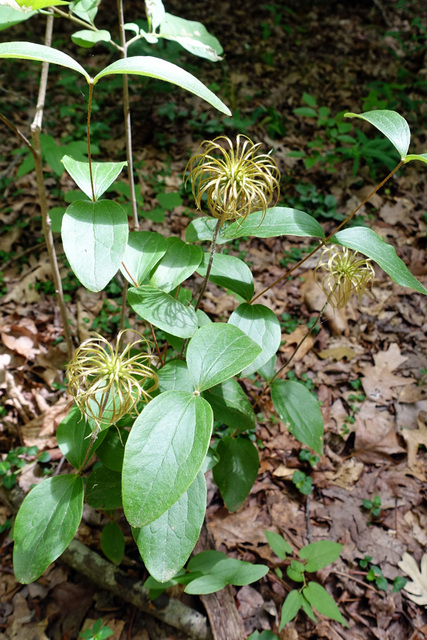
xmin=66 ymin=330 xmax=158 ymax=427
xmin=314 ymin=246 xmax=375 ymax=308
xmin=185 ymin=134 xmax=280 ymax=223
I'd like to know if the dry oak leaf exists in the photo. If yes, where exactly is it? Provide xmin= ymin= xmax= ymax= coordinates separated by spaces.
xmin=398 ymin=552 xmax=427 ymax=606
xmin=361 ymin=343 xmax=411 ymax=403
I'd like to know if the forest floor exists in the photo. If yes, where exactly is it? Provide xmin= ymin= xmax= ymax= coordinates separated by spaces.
xmin=1 ymin=0 xmax=427 ymax=639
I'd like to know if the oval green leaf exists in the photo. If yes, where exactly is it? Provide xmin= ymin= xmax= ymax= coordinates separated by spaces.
xmin=93 ymin=56 xmax=230 ymax=115
xmin=344 ymin=110 xmax=410 ymax=159
xmin=122 ymin=391 xmax=213 ymax=527
xmin=265 ymin=530 xmax=293 ymax=560
xmin=229 ymin=303 xmax=281 ymax=376
xmin=303 ymin=582 xmax=347 ymax=625
xmin=223 ymin=207 xmax=325 ymax=240
xmin=187 ymin=323 xmax=262 ymax=392
xmin=85 ymin=464 xmax=122 ymax=510
xmin=271 ymin=380 xmax=323 ymax=454
xmin=203 ymin=378 xmax=256 ymax=432
xmin=157 ymin=359 xmax=193 ymax=393
xmin=56 ymin=405 xmax=94 ymax=470
xmin=213 ymin=436 xmax=259 ymax=512
xmin=120 ymin=231 xmax=167 ymax=286
xmin=159 ymin=13 xmax=223 ymax=62
xmin=61 ymin=199 xmax=128 ymax=292
xmin=127 ymin=285 xmax=198 ymax=338
xmin=0 ymin=41 xmax=89 ymax=80
xmin=196 ymin=253 xmax=254 ymax=301
xmin=150 ymin=236 xmax=203 ymax=293
xmin=280 ymin=590 xmax=304 ymax=630
xmin=404 ymin=153 xmax=427 ymax=165
xmin=332 ymin=227 xmax=427 ymax=295
xmin=101 ymin=521 xmax=125 ymax=566
xmin=133 ymin=471 xmax=206 ymax=582
xmin=71 ymin=29 xmax=111 ymax=48
xmin=299 ymin=540 xmax=342 ymax=572
xmin=13 ymin=475 xmax=84 ymax=583
xmin=62 ymin=156 xmax=127 ymax=201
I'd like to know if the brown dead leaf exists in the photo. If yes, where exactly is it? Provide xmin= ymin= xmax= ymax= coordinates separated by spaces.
xmin=280 ymin=324 xmax=314 ymax=361
xmin=20 ymin=398 xmax=70 ymax=451
xmin=3 ymin=262 xmax=52 ymax=304
xmin=379 ymin=198 xmax=413 ymax=225
xmin=354 ymin=401 xmax=405 ymax=463
xmin=361 ymin=343 xmax=411 ymax=402
xmin=323 ymin=458 xmax=364 ymax=489
xmin=317 ymin=346 xmax=358 ymax=361
xmin=400 ymin=412 xmax=427 ymax=476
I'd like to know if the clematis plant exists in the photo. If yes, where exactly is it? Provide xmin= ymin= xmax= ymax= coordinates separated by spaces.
xmin=1 ymin=4 xmax=426 ymax=624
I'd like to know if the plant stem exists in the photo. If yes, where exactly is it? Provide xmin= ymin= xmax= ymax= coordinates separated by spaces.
xmin=195 ymin=218 xmax=222 ymax=311
xmin=117 ymin=0 xmax=139 ymax=230
xmin=250 ymin=161 xmax=404 ymax=304
xmin=30 ymin=11 xmax=74 ymax=360
xmin=86 ymin=82 xmax=95 ymax=200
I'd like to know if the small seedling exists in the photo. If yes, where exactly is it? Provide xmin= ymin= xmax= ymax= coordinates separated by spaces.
xmin=359 ymin=556 xmax=406 ymax=592
xmin=362 ymin=495 xmax=382 ymax=520
xmin=264 ymin=532 xmax=348 ymax=629
xmin=79 ymin=619 xmax=113 ymax=640
xmin=299 ymin=449 xmax=320 ymax=467
xmin=292 ymin=469 xmax=313 ymax=495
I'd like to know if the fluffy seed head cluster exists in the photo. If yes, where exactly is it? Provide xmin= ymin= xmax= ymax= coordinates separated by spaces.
xmin=185 ymin=135 xmax=281 ymax=223
xmin=66 ymin=330 xmax=158 ymax=426
xmin=314 ymin=246 xmax=375 ymax=308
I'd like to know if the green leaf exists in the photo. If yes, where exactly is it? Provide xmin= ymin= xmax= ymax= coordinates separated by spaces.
xmin=203 ymin=378 xmax=256 ymax=432
xmin=303 ymin=582 xmax=347 ymax=625
xmin=271 ymin=380 xmax=323 ymax=454
xmin=186 ymin=323 xmax=262 ymax=392
xmin=228 ymin=303 xmax=281 ymax=376
xmin=196 ymin=253 xmax=254 ymax=301
xmin=70 ymin=0 xmax=99 ymax=23
xmin=279 ymin=590 xmax=303 ymax=630
xmin=213 ymin=436 xmax=259 ymax=512
xmin=157 ymin=360 xmax=194 ymax=393
xmin=96 ymin=427 xmax=128 ymax=472
xmin=404 ymin=153 xmax=427 ymax=164
xmin=344 ymin=110 xmax=410 ymax=159
xmin=158 ymin=12 xmax=223 ymax=62
xmin=287 ymin=566 xmax=305 ymax=582
xmin=133 ymin=471 xmax=206 ymax=582
xmin=185 ymin=557 xmax=268 ymax=594
xmin=332 ymin=227 xmax=427 ymax=295
xmin=257 ymin=354 xmax=276 ymax=382
xmin=299 ymin=540 xmax=342 ymax=572
xmin=122 ymin=391 xmax=213 ymax=527
xmin=150 ymin=236 xmax=203 ymax=293
xmin=120 ymin=231 xmax=166 ymax=286
xmin=16 ymin=0 xmax=69 ymax=8
xmin=185 ymin=217 xmax=231 ymax=245
xmin=294 ymin=106 xmax=318 ymax=117
xmin=146 ymin=0 xmax=165 ymax=30
xmin=300 ymin=595 xmax=317 ymax=621
xmin=13 ymin=475 xmax=84 ymax=583
xmin=71 ymin=29 xmax=111 ymax=48
xmin=265 ymin=531 xmax=292 ymax=560
xmin=86 ymin=465 xmax=122 ymax=510
xmin=56 ymin=405 xmax=91 ymax=470
xmin=0 ymin=41 xmax=89 ymax=81
xmin=62 ymin=156 xmax=126 ymax=201
xmin=223 ymin=207 xmax=325 ymax=240
xmin=61 ymin=199 xmax=128 ymax=292
xmin=0 ymin=7 xmax=36 ymax=31
xmin=93 ymin=56 xmax=230 ymax=116
xmin=187 ymin=550 xmax=227 ymax=573
xmin=101 ymin=521 xmax=125 ymax=566
xmin=128 ymin=285 xmax=198 ymax=338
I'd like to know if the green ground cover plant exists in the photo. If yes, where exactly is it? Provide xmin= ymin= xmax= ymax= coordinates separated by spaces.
xmin=1 ymin=0 xmax=427 ymax=635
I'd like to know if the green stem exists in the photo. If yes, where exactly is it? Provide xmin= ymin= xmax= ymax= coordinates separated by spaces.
xmin=195 ymin=218 xmax=222 ymax=311
xmin=250 ymin=160 xmax=405 ymax=304
xmin=86 ymin=82 xmax=95 ymax=200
